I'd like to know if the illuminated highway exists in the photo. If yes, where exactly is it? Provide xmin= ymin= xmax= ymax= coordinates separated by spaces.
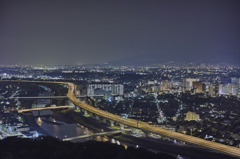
xmin=8 ymin=95 xmax=103 ymax=99
xmin=11 ymin=96 xmax=69 ymax=99
xmin=18 ymin=106 xmax=74 ymax=113
xmin=1 ymin=80 xmax=240 ymax=158
xmin=67 ymin=83 xmax=240 ymax=158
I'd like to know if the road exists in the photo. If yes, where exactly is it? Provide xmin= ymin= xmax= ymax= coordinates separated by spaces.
xmin=1 ymin=80 xmax=240 ymax=158
xmin=8 ymin=95 xmax=103 ymax=99
xmin=18 ymin=106 xmax=74 ymax=113
xmin=67 ymin=82 xmax=240 ymax=158
xmin=63 ymin=130 xmax=123 ymax=141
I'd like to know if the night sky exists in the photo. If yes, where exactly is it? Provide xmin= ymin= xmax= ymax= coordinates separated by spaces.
xmin=0 ymin=0 xmax=239 ymax=65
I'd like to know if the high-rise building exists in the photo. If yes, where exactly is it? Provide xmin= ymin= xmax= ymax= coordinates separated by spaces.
xmin=87 ymin=83 xmax=124 ymax=96
xmin=184 ymin=111 xmax=200 ymax=121
xmin=219 ymin=83 xmax=239 ymax=96
xmin=230 ymin=77 xmax=239 ymax=96
xmin=183 ymin=78 xmax=198 ymax=92
xmin=161 ymin=80 xmax=172 ymax=91
xmin=231 ymin=84 xmax=239 ymax=96
xmin=192 ymin=81 xmax=203 ymax=93
xmin=209 ymin=83 xmax=219 ymax=97
xmin=219 ymin=84 xmax=229 ymax=95
xmin=231 ymin=77 xmax=240 ymax=84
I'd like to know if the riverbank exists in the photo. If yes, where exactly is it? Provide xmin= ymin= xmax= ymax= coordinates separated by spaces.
xmin=52 ymin=109 xmax=112 ymax=133
xmin=21 ymin=113 xmax=51 ymax=136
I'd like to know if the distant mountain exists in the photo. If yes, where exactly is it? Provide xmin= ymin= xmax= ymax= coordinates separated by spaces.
xmin=108 ymin=54 xmax=239 ymax=66
xmin=108 ymin=55 xmax=169 ymax=66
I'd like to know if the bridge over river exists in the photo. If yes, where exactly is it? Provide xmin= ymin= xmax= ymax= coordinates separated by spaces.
xmin=1 ymin=80 xmax=240 ymax=158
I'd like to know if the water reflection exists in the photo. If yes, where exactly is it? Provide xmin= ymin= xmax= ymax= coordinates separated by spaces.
xmin=34 ymin=114 xmax=127 ymax=149
xmin=31 ymin=89 xmax=124 ymax=147
xmin=94 ymin=136 xmax=109 ymax=142
xmin=35 ymin=116 xmax=87 ymax=139
xmin=37 ymin=117 xmax=42 ymax=126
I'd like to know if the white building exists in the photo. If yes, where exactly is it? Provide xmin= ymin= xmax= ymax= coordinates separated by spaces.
xmin=184 ymin=111 xmax=200 ymax=121
xmin=87 ymin=83 xmax=124 ymax=96
xmin=183 ymin=78 xmax=198 ymax=91
xmin=219 ymin=84 xmax=239 ymax=96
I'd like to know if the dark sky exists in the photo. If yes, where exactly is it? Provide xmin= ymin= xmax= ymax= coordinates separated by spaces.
xmin=0 ymin=0 xmax=239 ymax=65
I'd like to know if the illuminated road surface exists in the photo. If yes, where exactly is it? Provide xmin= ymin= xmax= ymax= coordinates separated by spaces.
xmin=63 ymin=130 xmax=123 ymax=141
xmin=9 ymin=95 xmax=103 ymax=99
xmin=1 ymin=80 xmax=240 ymax=158
xmin=18 ymin=106 xmax=74 ymax=113
xmin=66 ymin=83 xmax=240 ymax=158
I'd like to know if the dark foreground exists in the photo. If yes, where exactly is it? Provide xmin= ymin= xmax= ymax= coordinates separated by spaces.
xmin=0 ymin=137 xmax=175 ymax=159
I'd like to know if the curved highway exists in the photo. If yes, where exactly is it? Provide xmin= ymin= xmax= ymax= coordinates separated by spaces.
xmin=66 ymin=83 xmax=240 ymax=158
xmin=1 ymin=80 xmax=240 ymax=158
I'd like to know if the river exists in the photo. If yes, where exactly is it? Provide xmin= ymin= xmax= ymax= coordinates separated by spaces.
xmin=30 ymin=86 xmax=108 ymax=142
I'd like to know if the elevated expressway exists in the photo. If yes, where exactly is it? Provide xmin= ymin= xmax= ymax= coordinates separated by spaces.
xmin=1 ymin=80 xmax=240 ymax=158
xmin=67 ymin=83 xmax=240 ymax=158
xmin=6 ymin=95 xmax=103 ymax=99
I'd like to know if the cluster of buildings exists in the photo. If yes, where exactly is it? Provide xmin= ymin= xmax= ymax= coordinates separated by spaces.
xmin=184 ymin=111 xmax=200 ymax=121
xmin=136 ymin=77 xmax=240 ymax=98
xmin=0 ymin=113 xmax=39 ymax=139
xmin=86 ymin=83 xmax=124 ymax=96
xmin=183 ymin=77 xmax=240 ymax=96
xmin=0 ymin=63 xmax=240 ymax=147
xmin=0 ymin=83 xmax=39 ymax=139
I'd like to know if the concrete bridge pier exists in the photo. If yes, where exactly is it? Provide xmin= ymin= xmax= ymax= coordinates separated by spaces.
xmin=95 ymin=115 xmax=100 ymax=120
xmin=157 ymin=134 xmax=163 ymax=139
xmin=119 ymin=123 xmax=125 ymax=130
xmin=143 ymin=131 xmax=150 ymax=137
xmin=83 ymin=110 xmax=88 ymax=115
xmin=109 ymin=120 xmax=114 ymax=127
xmin=35 ymin=99 xmax=38 ymax=107
xmin=50 ymin=99 xmax=53 ymax=105
xmin=131 ymin=128 xmax=139 ymax=134
xmin=89 ymin=112 xmax=93 ymax=117
xmin=80 ymin=107 xmax=83 ymax=112
xmin=179 ymin=141 xmax=185 ymax=144
xmin=102 ymin=118 xmax=107 ymax=124
xmin=79 ymin=108 xmax=83 ymax=113
xmin=74 ymin=86 xmax=77 ymax=95
xmin=75 ymin=106 xmax=80 ymax=111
